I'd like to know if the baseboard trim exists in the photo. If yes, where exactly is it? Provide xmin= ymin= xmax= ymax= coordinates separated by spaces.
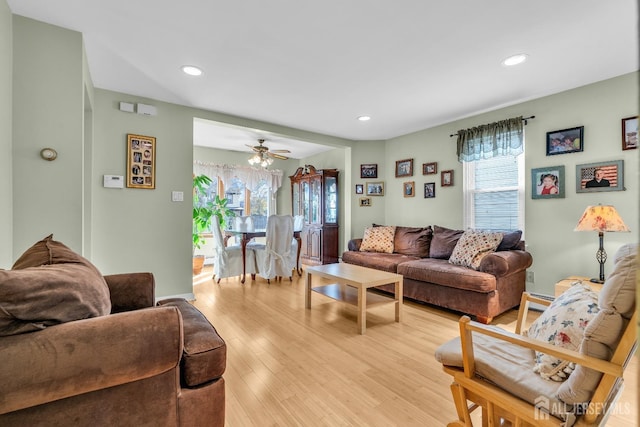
xmin=155 ymin=293 xmax=196 ymax=303
xmin=527 ymin=292 xmax=554 ymax=312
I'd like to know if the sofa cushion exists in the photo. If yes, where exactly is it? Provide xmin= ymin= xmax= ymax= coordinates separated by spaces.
xmin=398 ymin=258 xmax=496 ymax=292
xmin=429 ymin=225 xmax=464 ymax=259
xmin=526 ymin=283 xmax=599 ymax=381
xmin=449 ymin=230 xmax=503 ymax=270
xmin=359 ymin=226 xmax=396 ymax=253
xmin=157 ymin=298 xmax=227 ymax=387
xmin=393 ymin=226 xmax=433 ymax=257
xmin=557 ymin=243 xmax=637 ymax=404
xmin=342 ymin=251 xmax=420 ymax=273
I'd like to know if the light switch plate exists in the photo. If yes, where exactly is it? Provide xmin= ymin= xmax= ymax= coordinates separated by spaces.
xmin=172 ymin=191 xmax=184 ymax=202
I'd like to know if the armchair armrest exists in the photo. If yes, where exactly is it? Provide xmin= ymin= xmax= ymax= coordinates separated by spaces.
xmin=478 ymin=250 xmax=532 ymax=277
xmin=105 ymin=272 xmax=155 ymax=313
xmin=348 ymin=239 xmax=362 ymax=251
xmin=0 ymin=306 xmax=183 ymax=414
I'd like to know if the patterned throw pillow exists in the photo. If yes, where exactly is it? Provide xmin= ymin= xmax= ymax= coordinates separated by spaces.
xmin=448 ymin=230 xmax=503 ymax=270
xmin=526 ymin=283 xmax=599 ymax=381
xmin=359 ymin=226 xmax=396 ymax=253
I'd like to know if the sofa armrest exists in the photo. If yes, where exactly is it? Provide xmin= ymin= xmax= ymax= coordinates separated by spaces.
xmin=105 ymin=272 xmax=155 ymax=313
xmin=348 ymin=239 xmax=363 ymax=251
xmin=0 ymin=306 xmax=183 ymax=414
xmin=478 ymin=250 xmax=533 ymax=277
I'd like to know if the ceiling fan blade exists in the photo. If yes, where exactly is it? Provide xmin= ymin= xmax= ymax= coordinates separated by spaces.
xmin=268 ymin=152 xmax=289 ymax=160
xmin=270 ymin=149 xmax=291 ymax=154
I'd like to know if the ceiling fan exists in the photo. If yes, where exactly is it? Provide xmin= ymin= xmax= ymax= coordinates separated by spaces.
xmin=245 ymin=139 xmax=291 ymax=164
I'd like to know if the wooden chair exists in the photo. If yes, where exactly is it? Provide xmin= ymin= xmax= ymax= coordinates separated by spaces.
xmin=436 ymin=244 xmax=637 ymax=426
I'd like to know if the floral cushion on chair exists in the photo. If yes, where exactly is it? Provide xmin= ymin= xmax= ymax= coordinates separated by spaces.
xmin=526 ymin=283 xmax=599 ymax=381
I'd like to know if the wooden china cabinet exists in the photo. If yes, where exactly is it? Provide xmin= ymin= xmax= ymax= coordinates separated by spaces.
xmin=290 ymin=165 xmax=339 ymax=265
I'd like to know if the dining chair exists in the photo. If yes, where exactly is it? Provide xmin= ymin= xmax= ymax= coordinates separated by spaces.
xmin=253 ymin=215 xmax=297 ymax=283
xmin=211 ymin=221 xmax=257 ymax=283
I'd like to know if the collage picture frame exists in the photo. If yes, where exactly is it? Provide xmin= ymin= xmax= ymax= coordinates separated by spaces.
xmin=126 ymin=134 xmax=156 ymax=189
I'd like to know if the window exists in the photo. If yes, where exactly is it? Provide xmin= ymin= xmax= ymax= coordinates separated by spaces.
xmin=463 ymin=153 xmax=525 ymax=232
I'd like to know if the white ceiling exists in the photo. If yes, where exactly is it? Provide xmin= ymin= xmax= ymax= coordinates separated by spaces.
xmin=7 ymin=0 xmax=639 ymax=154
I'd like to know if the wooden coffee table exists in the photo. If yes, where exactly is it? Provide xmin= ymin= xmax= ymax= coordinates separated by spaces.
xmin=305 ymin=263 xmax=403 ymax=334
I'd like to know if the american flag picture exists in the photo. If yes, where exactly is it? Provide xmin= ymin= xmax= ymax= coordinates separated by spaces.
xmin=576 ymin=160 xmax=624 ymax=193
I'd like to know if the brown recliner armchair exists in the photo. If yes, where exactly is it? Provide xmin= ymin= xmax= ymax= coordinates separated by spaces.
xmin=0 ymin=272 xmax=226 ymax=427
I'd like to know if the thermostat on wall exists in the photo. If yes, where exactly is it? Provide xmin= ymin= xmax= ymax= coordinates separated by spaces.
xmin=103 ymin=175 xmax=124 ymax=188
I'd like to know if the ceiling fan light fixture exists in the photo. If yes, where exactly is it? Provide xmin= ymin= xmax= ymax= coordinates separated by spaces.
xmin=501 ymin=54 xmax=528 ymax=67
xmin=181 ymin=65 xmax=203 ymax=76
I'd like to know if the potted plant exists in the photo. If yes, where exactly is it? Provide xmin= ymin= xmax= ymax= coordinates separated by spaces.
xmin=192 ymin=174 xmax=234 ymax=275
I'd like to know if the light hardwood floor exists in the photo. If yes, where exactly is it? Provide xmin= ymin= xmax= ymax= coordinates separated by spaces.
xmin=192 ymin=266 xmax=637 ymax=426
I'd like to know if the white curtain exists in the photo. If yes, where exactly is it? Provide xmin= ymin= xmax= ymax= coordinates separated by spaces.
xmin=194 ymin=161 xmax=283 ymax=193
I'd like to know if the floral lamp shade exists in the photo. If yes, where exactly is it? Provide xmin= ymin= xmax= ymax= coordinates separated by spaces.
xmin=574 ymin=205 xmax=630 ymax=232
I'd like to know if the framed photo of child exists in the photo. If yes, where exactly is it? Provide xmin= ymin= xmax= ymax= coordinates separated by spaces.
xmin=531 ymin=166 xmax=565 ymax=199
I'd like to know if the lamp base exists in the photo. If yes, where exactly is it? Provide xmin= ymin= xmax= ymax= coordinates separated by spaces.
xmin=589 ymin=278 xmax=604 ymax=284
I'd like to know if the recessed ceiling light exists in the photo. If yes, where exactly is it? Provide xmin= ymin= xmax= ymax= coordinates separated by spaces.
xmin=181 ymin=65 xmax=203 ymax=76
xmin=357 ymin=116 xmax=371 ymax=121
xmin=502 ymin=54 xmax=528 ymax=67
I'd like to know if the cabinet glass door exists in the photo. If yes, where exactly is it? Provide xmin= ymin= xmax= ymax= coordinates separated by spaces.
xmin=325 ymin=176 xmax=337 ymax=224
xmin=292 ymin=183 xmax=300 ymax=216
xmin=302 ymin=181 xmax=310 ymax=223
xmin=310 ymin=178 xmax=321 ymax=224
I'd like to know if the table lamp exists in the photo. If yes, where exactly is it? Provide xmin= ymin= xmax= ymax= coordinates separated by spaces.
xmin=574 ymin=204 xmax=630 ymax=283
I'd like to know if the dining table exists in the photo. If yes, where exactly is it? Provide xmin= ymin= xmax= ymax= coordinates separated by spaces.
xmin=224 ymin=227 xmax=303 ymax=283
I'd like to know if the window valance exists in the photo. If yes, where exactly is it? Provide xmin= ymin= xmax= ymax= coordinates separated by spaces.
xmin=456 ymin=116 xmax=524 ymax=162
xmin=194 ymin=161 xmax=283 ymax=193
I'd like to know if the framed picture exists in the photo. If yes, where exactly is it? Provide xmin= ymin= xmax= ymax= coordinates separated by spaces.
xmin=360 ymin=163 xmax=378 ymax=178
xmin=395 ymin=159 xmax=413 ymax=177
xmin=359 ymin=197 xmax=372 ymax=207
xmin=366 ymin=181 xmax=384 ymax=196
xmin=423 ymin=162 xmax=437 ymax=175
xmin=441 ymin=170 xmax=454 ymax=187
xmin=424 ymin=182 xmax=436 ymax=198
xmin=355 ymin=184 xmax=364 ymax=194
xmin=576 ymin=160 xmax=624 ymax=193
xmin=531 ymin=166 xmax=565 ymax=199
xmin=546 ymin=126 xmax=583 ymax=155
xmin=126 ymin=134 xmax=156 ymax=189
xmin=621 ymin=116 xmax=638 ymax=150
xmin=403 ymin=181 xmax=415 ymax=197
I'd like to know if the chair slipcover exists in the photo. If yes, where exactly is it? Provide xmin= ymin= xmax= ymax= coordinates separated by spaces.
xmin=254 ymin=215 xmax=297 ymax=280
xmin=211 ymin=222 xmax=256 ymax=281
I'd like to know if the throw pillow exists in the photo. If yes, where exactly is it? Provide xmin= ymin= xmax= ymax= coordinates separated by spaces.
xmin=0 ymin=235 xmax=111 ymax=336
xmin=448 ymin=230 xmax=503 ymax=270
xmin=496 ymin=230 xmax=523 ymax=251
xmin=526 ymin=283 xmax=599 ymax=381
xmin=0 ymin=264 xmax=112 ymax=336
xmin=429 ymin=225 xmax=464 ymax=259
xmin=359 ymin=226 xmax=396 ymax=253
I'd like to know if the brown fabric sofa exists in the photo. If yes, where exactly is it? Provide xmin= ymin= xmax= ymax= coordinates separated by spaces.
xmin=0 ymin=271 xmax=226 ymax=426
xmin=342 ymin=225 xmax=533 ymax=323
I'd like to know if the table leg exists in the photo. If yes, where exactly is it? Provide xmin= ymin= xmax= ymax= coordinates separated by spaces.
xmin=358 ymin=285 xmax=366 ymax=335
xmin=305 ymin=271 xmax=312 ymax=309
xmin=240 ymin=234 xmax=248 ymax=284
xmin=295 ymin=235 xmax=302 ymax=276
xmin=395 ymin=279 xmax=403 ymax=322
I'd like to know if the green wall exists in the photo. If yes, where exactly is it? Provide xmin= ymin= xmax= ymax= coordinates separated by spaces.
xmin=382 ymin=73 xmax=639 ymax=295
xmin=0 ymin=0 xmax=11 ymax=266
xmin=12 ymin=16 xmax=85 ymax=255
